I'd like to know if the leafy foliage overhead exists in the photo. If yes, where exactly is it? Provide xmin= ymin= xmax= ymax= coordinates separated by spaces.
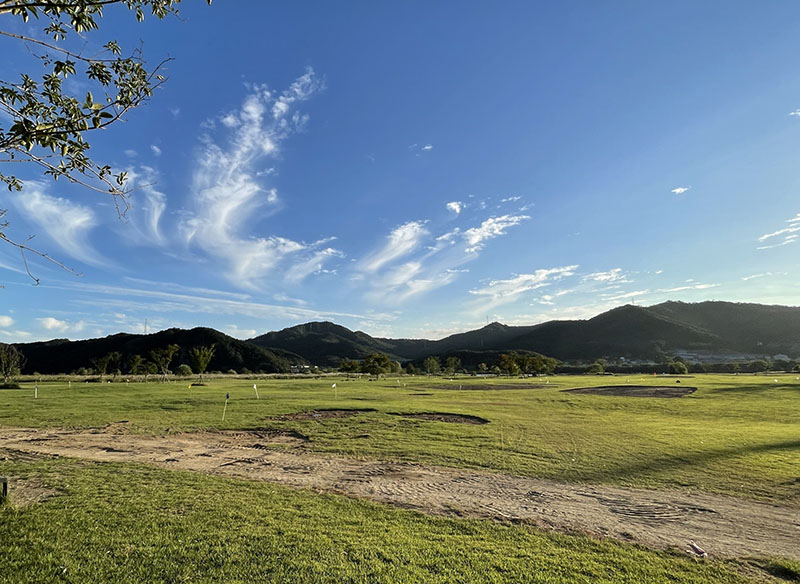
xmin=0 ymin=0 xmax=210 ymax=274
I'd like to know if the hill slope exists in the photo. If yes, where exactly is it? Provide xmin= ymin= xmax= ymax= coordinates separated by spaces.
xmin=250 ymin=301 xmax=800 ymax=364
xmin=17 ymin=327 xmax=305 ymax=375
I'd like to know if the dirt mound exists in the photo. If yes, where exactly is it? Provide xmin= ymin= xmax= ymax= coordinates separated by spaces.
xmin=424 ymin=383 xmax=548 ymax=390
xmin=564 ymin=385 xmax=697 ymax=398
xmin=389 ymin=412 xmax=490 ymax=425
xmin=271 ymin=408 xmax=376 ymax=421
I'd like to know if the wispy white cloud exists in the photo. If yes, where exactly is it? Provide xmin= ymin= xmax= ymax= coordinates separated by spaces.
xmin=360 ymin=221 xmax=428 ymax=273
xmin=122 ymin=277 xmax=252 ymax=301
xmin=582 ymin=268 xmax=629 ymax=283
xmin=789 ymin=109 xmax=800 ymax=117
xmin=741 ymin=272 xmax=782 ymax=281
xmin=463 ymin=214 xmax=530 ymax=253
xmin=757 ymin=212 xmax=800 ymax=250
xmin=602 ymin=289 xmax=651 ymax=302
xmin=659 ymin=283 xmax=719 ymax=293
xmin=446 ymin=201 xmax=463 ymax=215
xmin=150 ymin=145 xmax=162 ymax=157
xmin=124 ymin=166 xmax=167 ymax=244
xmin=47 ymin=280 xmax=377 ymax=324
xmin=179 ymin=69 xmax=331 ymax=287
xmin=421 ymin=144 xmax=433 ymax=151
xmin=671 ymin=186 xmax=690 ymax=195
xmin=0 ymin=329 xmax=32 ymax=340
xmin=285 ymin=247 xmax=344 ymax=283
xmin=469 ymin=265 xmax=578 ymax=311
xmin=500 ymin=196 xmax=521 ymax=203
xmin=0 ymin=315 xmax=13 ymax=327
xmin=13 ymin=182 xmax=105 ymax=266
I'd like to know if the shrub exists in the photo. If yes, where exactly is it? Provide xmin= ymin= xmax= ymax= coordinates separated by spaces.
xmin=176 ymin=364 xmax=193 ymax=376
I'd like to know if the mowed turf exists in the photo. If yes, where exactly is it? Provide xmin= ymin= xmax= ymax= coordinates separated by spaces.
xmin=2 ymin=373 xmax=799 ymax=583
xmin=1 ymin=374 xmax=798 ymax=503
xmin=1 ymin=457 xmax=791 ymax=584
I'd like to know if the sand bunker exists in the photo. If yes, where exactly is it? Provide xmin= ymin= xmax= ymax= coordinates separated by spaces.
xmin=389 ymin=412 xmax=490 ymax=424
xmin=271 ymin=408 xmax=376 ymax=421
xmin=1 ymin=426 xmax=798 ymax=562
xmin=564 ymin=385 xmax=697 ymax=398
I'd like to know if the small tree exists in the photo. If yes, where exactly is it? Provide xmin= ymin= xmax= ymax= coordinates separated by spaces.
xmin=189 ymin=345 xmax=215 ymax=383
xmin=176 ymin=363 xmax=193 ymax=377
xmin=477 ymin=362 xmax=488 ymax=374
xmin=149 ymin=344 xmax=179 ymax=383
xmin=444 ymin=356 xmax=461 ymax=377
xmin=90 ymin=353 xmax=112 ymax=379
xmin=498 ymin=353 xmax=521 ymax=376
xmin=588 ymin=360 xmax=605 ymax=374
xmin=127 ymin=354 xmax=144 ymax=375
xmin=0 ymin=343 xmax=25 ymax=386
xmin=423 ymin=356 xmax=441 ymax=376
xmin=361 ymin=352 xmax=392 ymax=376
xmin=668 ymin=361 xmax=688 ymax=375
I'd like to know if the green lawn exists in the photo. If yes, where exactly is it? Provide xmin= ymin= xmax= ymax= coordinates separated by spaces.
xmin=2 ymin=373 xmax=799 ymax=583
xmin=1 ymin=456 xmax=790 ymax=584
xmin=1 ymin=374 xmax=797 ymax=503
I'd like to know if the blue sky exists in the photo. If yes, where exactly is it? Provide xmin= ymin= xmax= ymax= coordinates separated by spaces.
xmin=2 ymin=1 xmax=800 ymax=342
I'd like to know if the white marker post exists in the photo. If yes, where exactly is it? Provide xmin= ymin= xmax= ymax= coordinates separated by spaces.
xmin=332 ymin=382 xmax=337 ymax=399
xmin=222 ymin=393 xmax=229 ymax=421
xmin=34 ymin=383 xmax=38 ymax=399
xmin=253 ymin=384 xmax=259 ymax=399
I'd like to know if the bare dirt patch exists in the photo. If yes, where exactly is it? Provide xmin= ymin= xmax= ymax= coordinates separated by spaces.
xmin=425 ymin=383 xmax=549 ymax=390
xmin=564 ymin=385 xmax=697 ymax=398
xmin=271 ymin=408 xmax=376 ymax=421
xmin=0 ymin=472 xmax=61 ymax=508
xmin=1 ymin=426 xmax=798 ymax=561
xmin=213 ymin=427 xmax=310 ymax=444
xmin=389 ymin=412 xmax=490 ymax=425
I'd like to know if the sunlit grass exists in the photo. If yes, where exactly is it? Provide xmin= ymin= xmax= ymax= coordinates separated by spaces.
xmin=0 ymin=457 xmax=772 ymax=584
xmin=1 ymin=373 xmax=798 ymax=503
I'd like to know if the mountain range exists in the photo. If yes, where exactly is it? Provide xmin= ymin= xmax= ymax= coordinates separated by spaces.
xmin=251 ymin=300 xmax=800 ymax=365
xmin=11 ymin=301 xmax=800 ymax=374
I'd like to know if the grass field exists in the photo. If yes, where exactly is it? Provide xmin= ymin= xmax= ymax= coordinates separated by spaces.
xmin=2 ymin=373 xmax=799 ymax=583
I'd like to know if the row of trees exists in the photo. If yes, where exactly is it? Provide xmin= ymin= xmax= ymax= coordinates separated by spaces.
xmin=86 ymin=344 xmax=216 ymax=382
xmin=339 ymin=351 xmax=559 ymax=377
xmin=564 ymin=358 xmax=800 ymax=375
xmin=0 ymin=343 xmax=218 ymax=384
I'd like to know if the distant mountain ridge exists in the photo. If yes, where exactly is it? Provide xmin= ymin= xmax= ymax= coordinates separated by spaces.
xmin=250 ymin=301 xmax=800 ymax=365
xmin=10 ymin=301 xmax=800 ymax=373
xmin=17 ymin=327 xmax=305 ymax=375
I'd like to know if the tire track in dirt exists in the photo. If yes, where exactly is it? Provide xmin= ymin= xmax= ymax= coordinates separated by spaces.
xmin=1 ymin=425 xmax=798 ymax=561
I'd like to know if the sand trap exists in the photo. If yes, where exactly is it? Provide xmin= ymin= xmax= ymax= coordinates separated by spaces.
xmin=563 ymin=385 xmax=697 ymax=398
xmin=1 ymin=426 xmax=798 ymax=562
xmin=271 ymin=408 xmax=377 ymax=421
xmin=389 ymin=412 xmax=490 ymax=424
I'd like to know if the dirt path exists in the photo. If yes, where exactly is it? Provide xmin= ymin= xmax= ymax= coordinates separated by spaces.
xmin=2 ymin=425 xmax=798 ymax=561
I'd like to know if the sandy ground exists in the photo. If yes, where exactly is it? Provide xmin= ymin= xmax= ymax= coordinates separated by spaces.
xmin=564 ymin=385 xmax=697 ymax=398
xmin=1 ymin=424 xmax=798 ymax=561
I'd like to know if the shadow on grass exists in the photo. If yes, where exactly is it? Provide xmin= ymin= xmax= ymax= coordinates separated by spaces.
xmin=704 ymin=383 xmax=800 ymax=396
xmin=578 ymin=439 xmax=800 ymax=486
